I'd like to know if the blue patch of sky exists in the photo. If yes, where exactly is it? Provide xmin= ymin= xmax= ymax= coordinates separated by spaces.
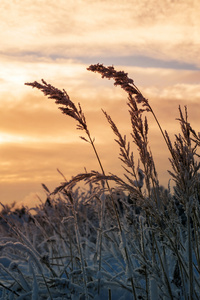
xmin=5 ymin=50 xmax=199 ymax=70
xmin=76 ymin=55 xmax=199 ymax=71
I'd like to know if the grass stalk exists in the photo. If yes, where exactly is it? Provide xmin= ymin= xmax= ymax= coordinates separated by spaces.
xmin=67 ymin=192 xmax=89 ymax=300
xmin=88 ymin=128 xmax=137 ymax=299
xmin=187 ymin=202 xmax=194 ymax=300
xmin=153 ymin=235 xmax=174 ymax=300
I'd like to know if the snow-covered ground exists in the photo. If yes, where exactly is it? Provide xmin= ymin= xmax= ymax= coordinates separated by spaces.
xmin=0 ymin=188 xmax=200 ymax=299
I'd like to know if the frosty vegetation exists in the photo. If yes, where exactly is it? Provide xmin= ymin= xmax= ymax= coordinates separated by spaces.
xmin=0 ymin=64 xmax=200 ymax=299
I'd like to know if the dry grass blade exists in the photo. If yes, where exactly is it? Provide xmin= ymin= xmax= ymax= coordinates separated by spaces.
xmin=87 ymin=64 xmax=150 ymax=111
xmin=25 ymin=80 xmax=88 ymax=132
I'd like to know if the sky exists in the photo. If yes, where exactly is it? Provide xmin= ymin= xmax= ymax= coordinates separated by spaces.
xmin=0 ymin=0 xmax=200 ymax=207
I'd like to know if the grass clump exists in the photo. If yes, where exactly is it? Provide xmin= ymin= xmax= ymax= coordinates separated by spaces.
xmin=0 ymin=64 xmax=200 ymax=299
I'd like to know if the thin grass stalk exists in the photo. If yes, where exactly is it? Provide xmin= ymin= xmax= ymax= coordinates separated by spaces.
xmin=67 ymin=192 xmax=89 ymax=300
xmin=68 ymin=228 xmax=74 ymax=282
xmin=193 ymin=210 xmax=200 ymax=274
xmin=80 ymin=112 xmax=137 ymax=299
xmin=161 ymin=225 xmax=200 ymax=299
xmin=97 ymin=232 xmax=103 ymax=295
xmin=108 ymin=288 xmax=112 ymax=300
xmin=14 ymin=266 xmax=31 ymax=292
xmin=147 ymin=104 xmax=175 ymax=160
xmin=102 ymin=109 xmax=142 ymax=193
xmin=85 ymin=206 xmax=89 ymax=260
xmin=178 ymin=258 xmax=188 ymax=300
xmin=97 ymin=193 xmax=105 ymax=295
xmin=0 ymin=282 xmax=20 ymax=297
xmin=140 ymin=219 xmax=149 ymax=300
xmin=87 ymin=133 xmax=124 ymax=232
xmin=40 ymin=272 xmax=54 ymax=300
xmin=152 ymin=235 xmax=174 ymax=300
xmin=187 ymin=201 xmax=194 ymax=300
xmin=0 ymin=263 xmax=26 ymax=293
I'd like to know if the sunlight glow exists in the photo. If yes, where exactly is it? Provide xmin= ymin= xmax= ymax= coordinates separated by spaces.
xmin=0 ymin=133 xmax=27 ymax=144
xmin=0 ymin=132 xmax=90 ymax=145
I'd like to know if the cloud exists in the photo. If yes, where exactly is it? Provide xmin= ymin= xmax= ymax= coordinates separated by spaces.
xmin=1 ymin=0 xmax=200 ymax=65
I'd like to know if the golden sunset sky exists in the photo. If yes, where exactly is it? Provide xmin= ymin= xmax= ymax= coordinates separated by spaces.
xmin=0 ymin=0 xmax=200 ymax=207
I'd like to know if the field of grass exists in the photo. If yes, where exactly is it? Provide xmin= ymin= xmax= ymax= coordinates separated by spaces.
xmin=0 ymin=64 xmax=200 ymax=299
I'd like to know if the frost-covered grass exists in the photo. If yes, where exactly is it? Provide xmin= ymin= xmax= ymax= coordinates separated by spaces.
xmin=0 ymin=64 xmax=200 ymax=299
